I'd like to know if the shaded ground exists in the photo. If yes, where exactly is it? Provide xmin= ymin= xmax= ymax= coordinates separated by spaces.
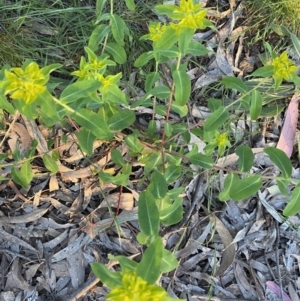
xmin=0 ymin=0 xmax=300 ymax=301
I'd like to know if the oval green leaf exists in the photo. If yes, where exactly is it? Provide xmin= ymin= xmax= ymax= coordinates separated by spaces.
xmin=73 ymin=108 xmax=114 ymax=140
xmin=136 ymin=237 xmax=163 ymax=284
xmin=43 ymin=154 xmax=59 ymax=173
xmin=189 ymin=153 xmax=214 ymax=169
xmin=250 ymin=90 xmax=262 ymax=120
xmin=108 ymin=109 xmax=135 ymax=131
xmin=105 ymin=42 xmax=127 ymax=64
xmin=91 ymin=263 xmax=122 ymax=289
xmin=204 ymin=106 xmax=229 ymax=132
xmin=60 ymin=80 xmax=101 ymax=104
xmin=222 ymin=76 xmax=248 ymax=94
xmin=229 ymin=175 xmax=262 ymax=200
xmin=264 ymin=147 xmax=292 ymax=178
xmin=172 ymin=66 xmax=191 ymax=106
xmin=138 ymin=191 xmax=160 ymax=237
xmin=77 ymin=128 xmax=96 ymax=155
xmin=219 ymin=173 xmax=239 ymax=202
xmin=110 ymin=14 xmax=125 ymax=46
xmin=235 ymin=145 xmax=254 ymax=172
xmin=283 ymin=183 xmax=300 ymax=216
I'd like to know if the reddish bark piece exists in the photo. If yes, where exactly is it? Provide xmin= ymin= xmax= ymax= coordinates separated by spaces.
xmin=277 ymin=93 xmax=299 ymax=158
xmin=266 ymin=281 xmax=292 ymax=301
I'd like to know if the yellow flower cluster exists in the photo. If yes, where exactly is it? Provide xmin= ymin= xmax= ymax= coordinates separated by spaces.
xmin=143 ymin=0 xmax=209 ymax=42
xmin=148 ymin=22 xmax=167 ymax=42
xmin=106 ymin=271 xmax=167 ymax=301
xmin=272 ymin=51 xmax=298 ymax=81
xmin=171 ymin=0 xmax=208 ymax=31
xmin=4 ymin=62 xmax=47 ymax=104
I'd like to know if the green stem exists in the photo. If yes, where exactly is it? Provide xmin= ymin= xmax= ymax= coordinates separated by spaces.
xmin=52 ymin=96 xmax=75 ymax=114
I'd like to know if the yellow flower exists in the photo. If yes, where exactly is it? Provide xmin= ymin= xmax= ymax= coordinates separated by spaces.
xmin=170 ymin=0 xmax=209 ymax=32
xmin=174 ymin=0 xmax=202 ymax=15
xmin=4 ymin=62 xmax=48 ymax=104
xmin=106 ymin=271 xmax=167 ymax=301
xmin=216 ymin=132 xmax=228 ymax=147
xmin=214 ymin=131 xmax=231 ymax=156
xmin=272 ymin=51 xmax=298 ymax=81
xmin=143 ymin=22 xmax=167 ymax=42
xmin=96 ymin=73 xmax=122 ymax=89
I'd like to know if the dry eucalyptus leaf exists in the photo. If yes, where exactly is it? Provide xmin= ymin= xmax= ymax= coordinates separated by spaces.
xmin=210 ymin=215 xmax=235 ymax=277
xmin=0 ymin=207 xmax=49 ymax=224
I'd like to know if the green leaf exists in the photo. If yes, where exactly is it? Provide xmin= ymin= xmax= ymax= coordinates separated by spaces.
xmin=172 ymin=66 xmax=191 ymax=106
xmin=36 ymin=91 xmax=61 ymax=126
xmin=250 ymin=65 xmax=274 ymax=78
xmin=105 ymin=42 xmax=127 ymax=64
xmin=73 ymin=108 xmax=114 ymax=140
xmin=136 ymin=237 xmax=163 ymax=284
xmin=124 ymin=131 xmax=144 ymax=153
xmin=260 ymin=104 xmax=285 ymax=117
xmin=178 ymin=27 xmax=194 ymax=54
xmin=264 ymin=147 xmax=292 ymax=178
xmin=154 ymin=4 xmax=178 ymax=18
xmin=111 ymin=149 xmax=125 ymax=166
xmin=110 ymin=14 xmax=125 ymax=46
xmin=134 ymin=51 xmax=154 ymax=67
xmin=276 ymin=179 xmax=290 ymax=197
xmin=96 ymin=0 xmax=107 ymax=16
xmin=164 ymin=165 xmax=181 ymax=183
xmin=144 ymin=152 xmax=162 ymax=176
xmin=164 ymin=121 xmax=172 ymax=137
xmin=60 ymin=80 xmax=101 ymax=104
xmin=11 ymin=161 xmax=33 ymax=188
xmin=160 ymin=197 xmax=183 ymax=225
xmin=91 ymin=263 xmax=122 ymax=289
xmin=155 ymin=26 xmax=178 ymax=50
xmin=105 ymin=84 xmax=127 ymax=105
xmin=155 ymin=46 xmax=180 ymax=58
xmin=0 ymin=93 xmax=15 ymax=114
xmin=42 ymin=154 xmax=59 ymax=173
xmin=186 ymin=40 xmax=211 ymax=56
xmin=235 ymin=145 xmax=254 ymax=172
xmin=222 ymin=76 xmax=248 ymax=94
xmin=219 ymin=173 xmax=239 ymax=202
xmin=207 ymin=98 xmax=222 ymax=112
xmin=160 ymin=249 xmax=178 ymax=273
xmin=145 ymin=72 xmax=160 ymax=93
xmin=250 ymin=90 xmax=262 ymax=120
xmin=283 ymin=183 xmax=300 ymax=216
xmin=77 ymin=128 xmax=96 ymax=155
xmin=189 ymin=153 xmax=214 ymax=169
xmin=229 ymin=175 xmax=262 ymax=200
xmin=149 ymin=170 xmax=167 ymax=199
xmin=171 ymin=103 xmax=188 ymax=117
xmin=125 ymin=0 xmax=135 ymax=10
xmin=138 ymin=191 xmax=160 ymax=237
xmin=148 ymin=85 xmax=170 ymax=99
xmin=291 ymin=33 xmax=300 ymax=58
xmin=108 ymin=109 xmax=135 ymax=131
xmin=204 ymin=106 xmax=229 ymax=132
xmin=88 ymin=24 xmax=110 ymax=51
xmin=108 ymin=255 xmax=137 ymax=271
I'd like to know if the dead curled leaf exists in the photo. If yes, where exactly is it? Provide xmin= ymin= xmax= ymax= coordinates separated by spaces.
xmin=0 ymin=207 xmax=49 ymax=224
xmin=210 ymin=215 xmax=235 ymax=277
